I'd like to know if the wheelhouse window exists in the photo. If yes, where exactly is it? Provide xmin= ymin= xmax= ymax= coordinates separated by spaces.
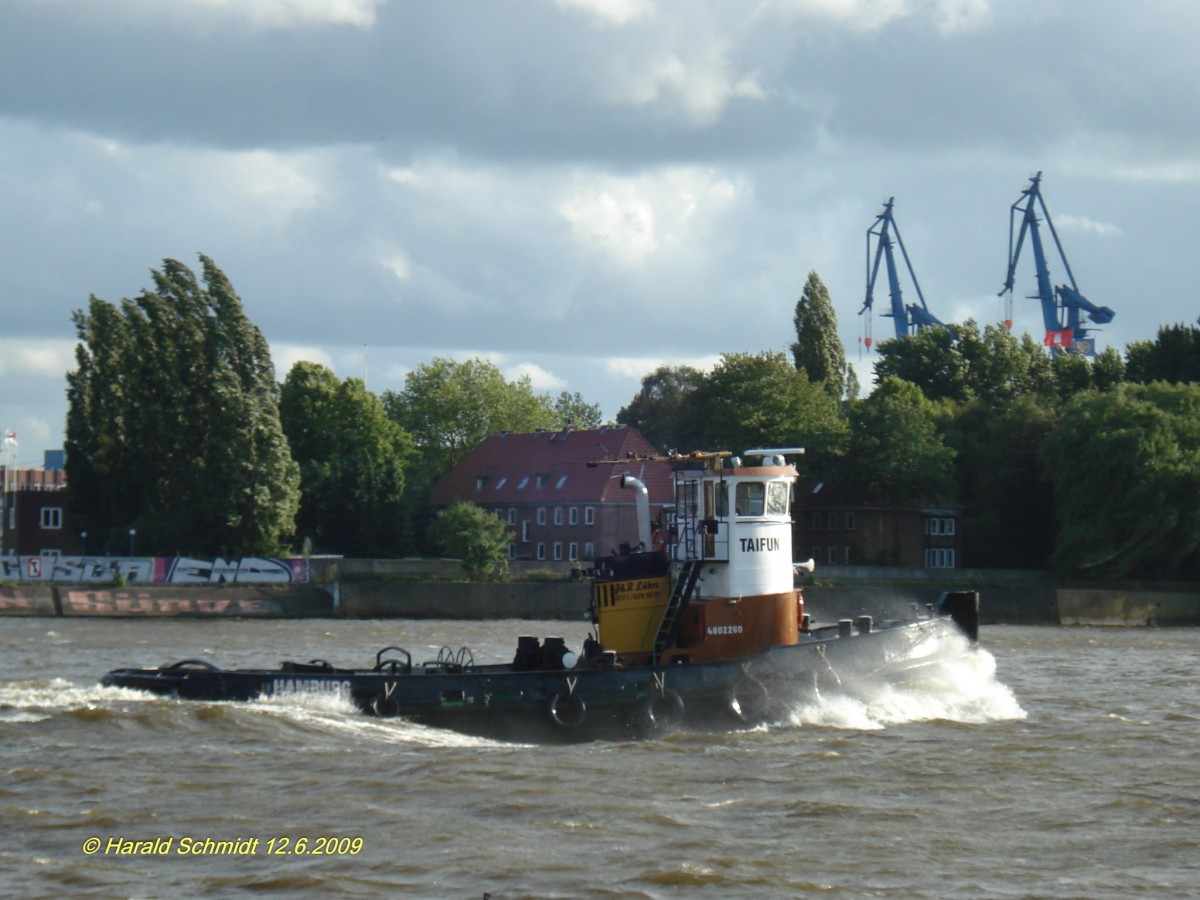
xmin=735 ymin=482 xmax=765 ymax=516
xmin=766 ymin=482 xmax=790 ymax=516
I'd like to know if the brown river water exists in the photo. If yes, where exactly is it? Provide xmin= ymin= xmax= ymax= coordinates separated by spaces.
xmin=1 ymin=618 xmax=1197 ymax=898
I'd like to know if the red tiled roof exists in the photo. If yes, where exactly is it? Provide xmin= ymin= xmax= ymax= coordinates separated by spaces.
xmin=431 ymin=426 xmax=674 ymax=507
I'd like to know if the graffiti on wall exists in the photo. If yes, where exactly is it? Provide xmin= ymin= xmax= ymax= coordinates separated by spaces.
xmin=0 ymin=556 xmax=310 ymax=585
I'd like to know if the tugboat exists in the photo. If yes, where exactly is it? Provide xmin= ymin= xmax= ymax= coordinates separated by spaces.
xmin=102 ymin=449 xmax=979 ymax=742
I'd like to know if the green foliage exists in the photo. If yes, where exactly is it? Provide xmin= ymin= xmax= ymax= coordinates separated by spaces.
xmin=382 ymin=357 xmax=559 ymax=476
xmin=552 ymin=391 xmax=603 ymax=429
xmin=616 ymin=364 xmax=705 ymax=452
xmin=947 ymin=395 xmax=1058 ymax=568
xmin=66 ymin=256 xmax=299 ymax=556
xmin=791 ymin=271 xmax=850 ymax=400
xmin=1125 ymin=323 xmax=1200 ymax=384
xmin=841 ymin=377 xmax=956 ymax=505
xmin=1040 ymin=382 xmax=1200 ymax=579
xmin=428 ymin=502 xmax=510 ymax=581
xmin=873 ymin=323 xmax=972 ymax=402
xmin=692 ymin=351 xmax=848 ymax=467
xmin=280 ymin=362 xmax=416 ymax=556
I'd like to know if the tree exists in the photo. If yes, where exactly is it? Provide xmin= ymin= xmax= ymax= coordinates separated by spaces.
xmin=428 ymin=502 xmax=510 ymax=581
xmin=1125 ymin=323 xmax=1200 ymax=385
xmin=873 ymin=323 xmax=972 ymax=402
xmin=791 ymin=271 xmax=850 ymax=400
xmin=840 ymin=377 xmax=956 ymax=505
xmin=280 ymin=362 xmax=415 ymax=556
xmin=616 ymin=364 xmax=705 ymax=452
xmin=948 ymin=395 xmax=1057 ymax=568
xmin=382 ymin=358 xmax=559 ymax=476
xmin=552 ymin=391 xmax=603 ymax=429
xmin=1040 ymin=382 xmax=1200 ymax=579
xmin=691 ymin=351 xmax=848 ymax=467
xmin=66 ymin=256 xmax=299 ymax=556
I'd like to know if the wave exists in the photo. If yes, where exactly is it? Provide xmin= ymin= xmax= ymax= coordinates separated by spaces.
xmin=783 ymin=640 xmax=1027 ymax=731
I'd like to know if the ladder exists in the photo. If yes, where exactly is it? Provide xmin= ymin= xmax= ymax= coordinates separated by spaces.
xmin=653 ymin=559 xmax=702 ymax=663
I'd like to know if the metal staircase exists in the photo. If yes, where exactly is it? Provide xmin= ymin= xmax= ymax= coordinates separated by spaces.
xmin=653 ymin=559 xmax=702 ymax=663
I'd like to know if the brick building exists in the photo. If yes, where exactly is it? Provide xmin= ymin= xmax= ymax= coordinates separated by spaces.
xmin=794 ymin=480 xmax=963 ymax=569
xmin=431 ymin=426 xmax=672 ymax=563
xmin=1 ymin=465 xmax=78 ymax=558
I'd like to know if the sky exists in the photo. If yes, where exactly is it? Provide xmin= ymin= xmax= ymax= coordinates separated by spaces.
xmin=2 ymin=0 xmax=1199 ymax=467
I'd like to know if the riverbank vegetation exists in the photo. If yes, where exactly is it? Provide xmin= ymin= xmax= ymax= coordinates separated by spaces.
xmin=64 ymin=257 xmax=1200 ymax=582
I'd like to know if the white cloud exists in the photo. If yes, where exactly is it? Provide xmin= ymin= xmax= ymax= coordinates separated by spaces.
xmin=558 ymin=167 xmax=739 ymax=265
xmin=270 ymin=343 xmax=336 ymax=381
xmin=0 ymin=339 xmax=76 ymax=378
xmin=198 ymin=0 xmax=386 ymax=28
xmin=503 ymin=362 xmax=567 ymax=392
xmin=762 ymin=0 xmax=989 ymax=32
xmin=603 ymin=354 xmax=723 ymax=380
xmin=553 ymin=0 xmax=655 ymax=27
xmin=380 ymin=253 xmax=412 ymax=282
xmin=1054 ymin=214 xmax=1122 ymax=238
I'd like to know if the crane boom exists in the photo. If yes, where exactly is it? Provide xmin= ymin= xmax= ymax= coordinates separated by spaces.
xmin=860 ymin=197 xmax=943 ymax=341
xmin=999 ymin=172 xmax=1114 ymax=354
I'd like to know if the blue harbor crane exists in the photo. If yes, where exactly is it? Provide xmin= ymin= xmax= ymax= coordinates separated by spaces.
xmin=1000 ymin=171 xmax=1114 ymax=355
xmin=860 ymin=197 xmax=943 ymax=348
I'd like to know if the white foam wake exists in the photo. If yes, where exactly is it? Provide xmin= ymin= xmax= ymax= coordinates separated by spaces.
xmin=785 ymin=641 xmax=1026 ymax=731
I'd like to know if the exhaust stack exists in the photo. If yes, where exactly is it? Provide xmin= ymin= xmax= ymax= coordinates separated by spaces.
xmin=620 ymin=475 xmax=652 ymax=550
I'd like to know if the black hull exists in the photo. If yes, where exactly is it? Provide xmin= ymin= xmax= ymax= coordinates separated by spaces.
xmin=101 ymin=615 xmax=974 ymax=743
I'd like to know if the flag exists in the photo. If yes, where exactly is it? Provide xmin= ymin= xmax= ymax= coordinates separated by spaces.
xmin=1044 ymin=329 xmax=1073 ymax=348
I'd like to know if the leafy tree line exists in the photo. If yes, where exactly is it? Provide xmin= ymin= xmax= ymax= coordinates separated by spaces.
xmin=65 ymin=257 xmax=599 ymax=571
xmin=65 ymin=257 xmax=1200 ymax=581
xmin=616 ymin=274 xmax=1200 ymax=581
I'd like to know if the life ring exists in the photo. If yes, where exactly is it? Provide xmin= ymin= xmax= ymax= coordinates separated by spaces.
xmin=651 ymin=527 xmax=666 ymax=552
xmin=731 ymin=678 xmax=770 ymax=722
xmin=548 ymin=691 xmax=586 ymax=730
xmin=371 ymin=694 xmax=402 ymax=718
xmin=644 ymin=689 xmax=685 ymax=730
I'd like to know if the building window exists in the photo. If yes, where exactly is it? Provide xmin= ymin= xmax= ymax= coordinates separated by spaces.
xmin=555 ymin=475 xmax=568 ymax=489
xmin=518 ymin=476 xmax=530 ymax=490
xmin=584 ymin=542 xmax=595 ymax=560
xmin=569 ymin=507 xmax=579 ymax=526
xmin=845 ymin=511 xmax=856 ymax=530
xmin=495 ymin=477 xmax=507 ymax=490
xmin=554 ymin=507 xmax=563 ymax=526
xmin=536 ymin=474 xmax=548 ymax=488
xmin=925 ymin=548 xmax=957 ymax=569
xmin=827 ymin=512 xmax=838 ymax=530
xmin=521 ymin=521 xmax=531 ymax=542
xmin=812 ymin=512 xmax=821 ymax=530
xmin=584 ymin=506 xmax=595 ymax=525
xmin=537 ymin=507 xmax=547 ymax=525
xmin=40 ymin=507 xmax=63 ymax=530
xmin=569 ymin=542 xmax=579 ymax=561
xmin=474 ymin=476 xmax=488 ymax=491
xmin=827 ymin=546 xmax=837 ymax=565
xmin=553 ymin=542 xmax=563 ymax=561
xmin=844 ymin=546 xmax=852 ymax=564
xmin=537 ymin=542 xmax=546 ymax=561
xmin=508 ymin=543 xmax=516 ymax=559
xmin=507 ymin=508 xmax=516 ymax=525
xmin=925 ymin=517 xmax=957 ymax=536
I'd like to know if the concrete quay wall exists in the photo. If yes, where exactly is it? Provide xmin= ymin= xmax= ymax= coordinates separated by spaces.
xmin=2 ymin=576 xmax=1196 ymax=625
